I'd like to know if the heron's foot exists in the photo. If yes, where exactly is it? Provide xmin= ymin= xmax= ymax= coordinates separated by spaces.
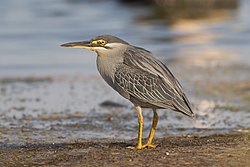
xmin=142 ymin=143 xmax=157 ymax=149
xmin=126 ymin=144 xmax=143 ymax=150
xmin=127 ymin=143 xmax=157 ymax=150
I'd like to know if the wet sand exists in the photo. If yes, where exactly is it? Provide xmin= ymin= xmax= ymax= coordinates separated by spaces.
xmin=1 ymin=132 xmax=249 ymax=166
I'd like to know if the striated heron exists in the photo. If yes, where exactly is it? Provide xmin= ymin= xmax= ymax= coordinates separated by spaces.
xmin=61 ymin=35 xmax=194 ymax=150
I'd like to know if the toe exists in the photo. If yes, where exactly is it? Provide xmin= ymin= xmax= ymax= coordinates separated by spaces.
xmin=142 ymin=143 xmax=157 ymax=149
xmin=127 ymin=145 xmax=143 ymax=150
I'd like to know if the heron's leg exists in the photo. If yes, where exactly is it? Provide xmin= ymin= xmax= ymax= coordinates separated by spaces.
xmin=142 ymin=109 xmax=158 ymax=148
xmin=135 ymin=105 xmax=143 ymax=150
xmin=127 ymin=105 xmax=144 ymax=150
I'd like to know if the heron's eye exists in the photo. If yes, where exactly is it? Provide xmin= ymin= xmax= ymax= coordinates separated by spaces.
xmin=91 ymin=40 xmax=107 ymax=46
xmin=97 ymin=40 xmax=107 ymax=46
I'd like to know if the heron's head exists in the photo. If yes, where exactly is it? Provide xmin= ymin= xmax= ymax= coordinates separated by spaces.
xmin=61 ymin=35 xmax=129 ymax=55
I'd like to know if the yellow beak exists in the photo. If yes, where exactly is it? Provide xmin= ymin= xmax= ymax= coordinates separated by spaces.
xmin=60 ymin=40 xmax=97 ymax=50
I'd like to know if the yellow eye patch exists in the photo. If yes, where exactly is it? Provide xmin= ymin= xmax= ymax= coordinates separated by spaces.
xmin=91 ymin=39 xmax=107 ymax=46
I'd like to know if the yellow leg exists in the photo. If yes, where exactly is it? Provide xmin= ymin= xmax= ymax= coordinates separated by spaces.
xmin=127 ymin=105 xmax=144 ymax=150
xmin=142 ymin=108 xmax=158 ymax=149
xmin=135 ymin=105 xmax=143 ymax=150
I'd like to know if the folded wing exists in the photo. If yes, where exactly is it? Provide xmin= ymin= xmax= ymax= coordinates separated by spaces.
xmin=113 ymin=46 xmax=194 ymax=117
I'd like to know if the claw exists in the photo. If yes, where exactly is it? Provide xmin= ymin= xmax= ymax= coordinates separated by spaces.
xmin=142 ymin=143 xmax=157 ymax=149
xmin=127 ymin=143 xmax=157 ymax=150
xmin=126 ymin=145 xmax=143 ymax=150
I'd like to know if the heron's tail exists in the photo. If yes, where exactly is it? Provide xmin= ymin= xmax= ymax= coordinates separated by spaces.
xmin=173 ymin=95 xmax=194 ymax=118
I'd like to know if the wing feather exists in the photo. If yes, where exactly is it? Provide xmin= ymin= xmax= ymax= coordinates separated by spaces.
xmin=116 ymin=46 xmax=194 ymax=117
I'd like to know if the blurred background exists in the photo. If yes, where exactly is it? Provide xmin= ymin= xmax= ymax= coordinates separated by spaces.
xmin=1 ymin=0 xmax=250 ymax=76
xmin=0 ymin=0 xmax=249 ymax=144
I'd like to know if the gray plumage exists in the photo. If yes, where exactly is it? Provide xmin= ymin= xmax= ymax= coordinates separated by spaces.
xmin=92 ymin=35 xmax=129 ymax=45
xmin=113 ymin=46 xmax=193 ymax=117
xmin=93 ymin=35 xmax=193 ymax=117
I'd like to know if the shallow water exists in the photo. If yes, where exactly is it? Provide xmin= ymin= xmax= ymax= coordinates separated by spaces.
xmin=1 ymin=0 xmax=250 ymax=77
xmin=0 ymin=0 xmax=250 ymax=145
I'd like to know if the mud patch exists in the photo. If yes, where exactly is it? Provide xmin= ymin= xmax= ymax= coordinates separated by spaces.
xmin=1 ymin=132 xmax=249 ymax=167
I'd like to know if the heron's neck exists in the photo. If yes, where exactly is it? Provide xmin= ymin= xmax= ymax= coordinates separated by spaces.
xmin=96 ymin=53 xmax=121 ymax=86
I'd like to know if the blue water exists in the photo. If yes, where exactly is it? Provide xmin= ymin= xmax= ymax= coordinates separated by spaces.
xmin=0 ymin=0 xmax=250 ymax=77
